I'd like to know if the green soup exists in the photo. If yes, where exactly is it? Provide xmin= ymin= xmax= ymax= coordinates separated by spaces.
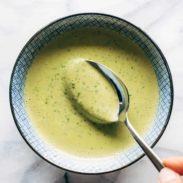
xmin=24 ymin=29 xmax=159 ymax=157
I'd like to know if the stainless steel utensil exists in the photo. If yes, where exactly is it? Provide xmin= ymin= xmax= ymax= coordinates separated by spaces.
xmin=86 ymin=60 xmax=164 ymax=171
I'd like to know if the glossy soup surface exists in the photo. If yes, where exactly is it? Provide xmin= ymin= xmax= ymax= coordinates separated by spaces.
xmin=24 ymin=29 xmax=159 ymax=157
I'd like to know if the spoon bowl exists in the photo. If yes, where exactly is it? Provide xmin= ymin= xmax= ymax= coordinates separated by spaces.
xmin=86 ymin=60 xmax=129 ymax=121
xmin=86 ymin=60 xmax=164 ymax=171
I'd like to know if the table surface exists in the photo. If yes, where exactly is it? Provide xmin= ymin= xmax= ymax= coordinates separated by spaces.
xmin=0 ymin=0 xmax=183 ymax=182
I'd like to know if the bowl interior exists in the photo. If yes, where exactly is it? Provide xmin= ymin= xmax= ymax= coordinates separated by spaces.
xmin=10 ymin=14 xmax=173 ymax=174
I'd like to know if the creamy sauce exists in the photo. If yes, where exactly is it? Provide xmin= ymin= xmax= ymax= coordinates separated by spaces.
xmin=24 ymin=29 xmax=159 ymax=157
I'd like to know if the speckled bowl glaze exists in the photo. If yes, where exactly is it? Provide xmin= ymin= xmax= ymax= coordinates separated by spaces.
xmin=9 ymin=13 xmax=173 ymax=174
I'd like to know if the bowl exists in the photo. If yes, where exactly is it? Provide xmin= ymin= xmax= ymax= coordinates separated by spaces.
xmin=9 ymin=13 xmax=173 ymax=174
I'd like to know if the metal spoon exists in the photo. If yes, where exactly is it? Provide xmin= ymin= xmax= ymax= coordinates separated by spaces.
xmin=86 ymin=60 xmax=164 ymax=171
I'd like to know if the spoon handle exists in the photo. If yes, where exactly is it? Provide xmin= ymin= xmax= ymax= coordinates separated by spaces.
xmin=125 ymin=117 xmax=164 ymax=172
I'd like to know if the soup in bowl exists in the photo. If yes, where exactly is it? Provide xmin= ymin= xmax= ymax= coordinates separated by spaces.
xmin=10 ymin=13 xmax=173 ymax=174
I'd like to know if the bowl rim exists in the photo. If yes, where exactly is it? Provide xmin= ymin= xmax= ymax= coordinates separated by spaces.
xmin=9 ymin=12 xmax=174 ymax=175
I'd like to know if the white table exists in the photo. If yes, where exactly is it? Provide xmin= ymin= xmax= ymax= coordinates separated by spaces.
xmin=0 ymin=0 xmax=183 ymax=182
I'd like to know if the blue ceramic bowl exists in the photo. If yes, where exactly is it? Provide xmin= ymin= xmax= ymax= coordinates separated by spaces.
xmin=10 ymin=13 xmax=173 ymax=174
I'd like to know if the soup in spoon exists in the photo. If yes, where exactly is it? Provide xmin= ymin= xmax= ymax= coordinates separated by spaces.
xmin=63 ymin=59 xmax=119 ymax=123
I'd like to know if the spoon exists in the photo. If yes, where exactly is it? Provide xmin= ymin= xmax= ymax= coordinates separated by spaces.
xmin=86 ymin=60 xmax=164 ymax=171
